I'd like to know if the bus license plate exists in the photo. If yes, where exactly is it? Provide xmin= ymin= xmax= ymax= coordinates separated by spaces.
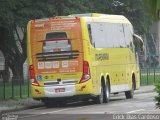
xmin=55 ymin=88 xmax=65 ymax=93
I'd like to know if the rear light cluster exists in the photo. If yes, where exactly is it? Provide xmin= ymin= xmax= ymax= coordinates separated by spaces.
xmin=29 ymin=65 xmax=39 ymax=86
xmin=80 ymin=61 xmax=91 ymax=83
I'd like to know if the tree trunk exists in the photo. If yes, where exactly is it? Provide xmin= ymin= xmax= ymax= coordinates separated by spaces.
xmin=0 ymin=26 xmax=26 ymax=84
xmin=57 ymin=0 xmax=65 ymax=15
xmin=7 ymin=45 xmax=25 ymax=84
xmin=2 ymin=61 xmax=10 ymax=82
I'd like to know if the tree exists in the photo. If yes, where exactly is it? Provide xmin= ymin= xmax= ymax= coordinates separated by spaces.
xmin=145 ymin=0 xmax=160 ymax=20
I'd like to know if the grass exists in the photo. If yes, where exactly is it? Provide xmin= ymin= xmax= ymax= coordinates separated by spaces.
xmin=141 ymin=75 xmax=160 ymax=86
xmin=140 ymin=68 xmax=160 ymax=86
xmin=0 ymin=80 xmax=30 ymax=100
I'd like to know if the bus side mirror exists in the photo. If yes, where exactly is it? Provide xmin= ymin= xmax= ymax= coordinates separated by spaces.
xmin=133 ymin=34 xmax=144 ymax=52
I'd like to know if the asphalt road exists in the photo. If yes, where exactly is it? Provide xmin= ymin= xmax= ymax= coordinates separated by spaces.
xmin=4 ymin=92 xmax=160 ymax=120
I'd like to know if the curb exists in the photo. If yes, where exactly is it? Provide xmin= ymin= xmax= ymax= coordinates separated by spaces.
xmin=0 ymin=99 xmax=43 ymax=114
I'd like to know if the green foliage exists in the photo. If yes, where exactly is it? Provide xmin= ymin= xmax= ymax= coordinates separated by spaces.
xmin=145 ymin=0 xmax=160 ymax=20
xmin=155 ymin=83 xmax=160 ymax=108
xmin=0 ymin=0 xmax=57 ymax=28
xmin=126 ymin=0 xmax=152 ymax=34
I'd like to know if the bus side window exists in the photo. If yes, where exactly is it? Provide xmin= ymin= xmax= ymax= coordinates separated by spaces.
xmin=87 ymin=24 xmax=95 ymax=47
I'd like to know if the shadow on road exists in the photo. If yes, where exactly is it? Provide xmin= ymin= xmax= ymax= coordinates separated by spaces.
xmin=44 ymin=95 xmax=126 ymax=109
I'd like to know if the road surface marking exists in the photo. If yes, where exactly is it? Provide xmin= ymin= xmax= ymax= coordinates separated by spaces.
xmin=127 ymin=109 xmax=145 ymax=113
xmin=42 ymin=108 xmax=71 ymax=114
xmin=41 ymin=106 xmax=88 ymax=114
xmin=18 ymin=114 xmax=43 ymax=119
xmin=18 ymin=108 xmax=73 ymax=119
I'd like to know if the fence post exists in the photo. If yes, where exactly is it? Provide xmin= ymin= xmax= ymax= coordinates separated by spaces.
xmin=147 ymin=67 xmax=149 ymax=85
xmin=27 ymin=77 xmax=30 ymax=98
xmin=20 ymin=78 xmax=22 ymax=98
xmin=154 ymin=65 xmax=156 ymax=83
xmin=12 ymin=78 xmax=14 ymax=99
xmin=140 ymin=68 xmax=142 ymax=86
xmin=3 ymin=76 xmax=5 ymax=100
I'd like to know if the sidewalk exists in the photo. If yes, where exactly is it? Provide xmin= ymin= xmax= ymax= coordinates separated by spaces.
xmin=0 ymin=85 xmax=155 ymax=113
xmin=135 ymin=85 xmax=155 ymax=94
xmin=0 ymin=98 xmax=43 ymax=113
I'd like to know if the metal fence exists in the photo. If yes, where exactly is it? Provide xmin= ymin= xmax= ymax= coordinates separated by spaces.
xmin=0 ymin=77 xmax=30 ymax=100
xmin=139 ymin=53 xmax=160 ymax=86
xmin=140 ymin=67 xmax=160 ymax=86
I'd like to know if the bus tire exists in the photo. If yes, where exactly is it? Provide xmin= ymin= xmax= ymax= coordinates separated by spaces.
xmin=125 ymin=82 xmax=134 ymax=99
xmin=104 ymin=81 xmax=110 ymax=103
xmin=94 ymin=86 xmax=104 ymax=104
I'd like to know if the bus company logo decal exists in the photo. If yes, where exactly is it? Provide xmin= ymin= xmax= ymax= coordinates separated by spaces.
xmin=95 ymin=53 xmax=109 ymax=61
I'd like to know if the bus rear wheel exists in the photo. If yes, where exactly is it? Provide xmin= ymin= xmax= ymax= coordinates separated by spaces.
xmin=125 ymin=82 xmax=134 ymax=99
xmin=94 ymin=86 xmax=104 ymax=104
xmin=104 ymin=81 xmax=110 ymax=103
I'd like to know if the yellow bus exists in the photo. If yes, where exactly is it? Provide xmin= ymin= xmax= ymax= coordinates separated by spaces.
xmin=27 ymin=13 xmax=141 ymax=106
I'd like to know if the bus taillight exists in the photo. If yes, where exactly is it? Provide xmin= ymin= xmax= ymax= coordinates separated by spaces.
xmin=80 ymin=61 xmax=91 ymax=83
xmin=29 ymin=65 xmax=39 ymax=86
xmin=29 ymin=65 xmax=35 ymax=79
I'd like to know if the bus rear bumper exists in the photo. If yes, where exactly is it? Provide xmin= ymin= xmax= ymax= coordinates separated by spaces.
xmin=31 ymin=80 xmax=94 ymax=98
xmin=44 ymin=85 xmax=76 ymax=98
xmin=31 ymin=84 xmax=76 ymax=98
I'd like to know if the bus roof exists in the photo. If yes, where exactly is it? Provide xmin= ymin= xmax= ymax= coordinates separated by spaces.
xmin=69 ymin=13 xmax=131 ymax=24
xmin=32 ymin=13 xmax=131 ymax=25
xmin=70 ymin=13 xmax=124 ymax=18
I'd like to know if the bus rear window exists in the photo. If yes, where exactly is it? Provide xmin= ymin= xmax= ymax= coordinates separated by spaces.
xmin=46 ymin=32 xmax=67 ymax=39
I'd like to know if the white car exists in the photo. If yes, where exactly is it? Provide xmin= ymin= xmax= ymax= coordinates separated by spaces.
xmin=43 ymin=32 xmax=72 ymax=53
